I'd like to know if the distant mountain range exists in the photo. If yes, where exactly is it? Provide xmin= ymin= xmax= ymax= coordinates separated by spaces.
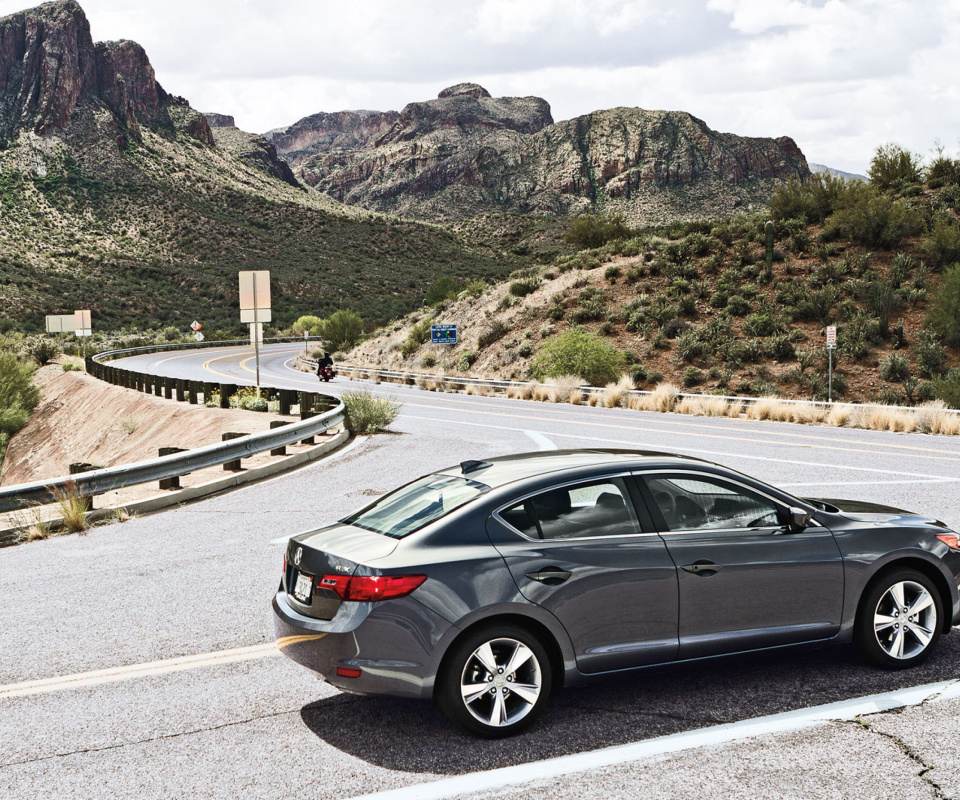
xmin=809 ymin=163 xmax=867 ymax=181
xmin=260 ymin=83 xmax=811 ymax=224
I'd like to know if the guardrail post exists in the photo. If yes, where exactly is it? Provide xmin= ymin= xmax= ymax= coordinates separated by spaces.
xmin=270 ymin=421 xmax=291 ymax=455
xmin=68 ymin=463 xmax=100 ymax=510
xmin=278 ymin=389 xmax=293 ymax=416
xmin=299 ymin=394 xmax=317 ymax=444
xmin=219 ymin=384 xmax=235 ymax=409
xmin=202 ymin=383 xmax=215 ymax=405
xmin=154 ymin=376 xmax=163 ymax=397
xmin=186 ymin=381 xmax=199 ymax=404
xmin=222 ymin=432 xmax=245 ymax=470
xmin=163 ymin=377 xmax=173 ymax=400
xmin=158 ymin=447 xmax=187 ymax=489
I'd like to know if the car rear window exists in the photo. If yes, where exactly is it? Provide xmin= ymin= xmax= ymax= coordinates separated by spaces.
xmin=342 ymin=474 xmax=490 ymax=538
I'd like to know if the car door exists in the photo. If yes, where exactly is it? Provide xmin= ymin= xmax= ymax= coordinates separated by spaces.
xmin=486 ymin=475 xmax=679 ymax=674
xmin=637 ymin=471 xmax=844 ymax=660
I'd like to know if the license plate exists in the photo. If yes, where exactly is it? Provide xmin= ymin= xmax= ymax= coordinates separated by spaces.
xmin=293 ymin=571 xmax=313 ymax=604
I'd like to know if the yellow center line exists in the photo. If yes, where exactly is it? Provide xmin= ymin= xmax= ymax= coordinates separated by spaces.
xmin=0 ymin=644 xmax=280 ymax=699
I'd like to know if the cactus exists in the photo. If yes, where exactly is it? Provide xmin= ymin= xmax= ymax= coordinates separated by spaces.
xmin=765 ymin=220 xmax=775 ymax=266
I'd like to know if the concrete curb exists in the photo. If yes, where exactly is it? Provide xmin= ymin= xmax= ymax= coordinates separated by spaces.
xmin=0 ymin=429 xmax=351 ymax=548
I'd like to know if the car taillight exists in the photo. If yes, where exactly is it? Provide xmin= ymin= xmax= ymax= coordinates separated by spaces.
xmin=282 ymin=557 xmax=287 ymax=574
xmin=317 ymin=574 xmax=426 ymax=601
xmin=936 ymin=533 xmax=960 ymax=550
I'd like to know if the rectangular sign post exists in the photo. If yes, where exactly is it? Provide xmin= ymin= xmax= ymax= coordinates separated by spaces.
xmin=74 ymin=309 xmax=92 ymax=364
xmin=430 ymin=324 xmax=458 ymax=345
xmin=45 ymin=314 xmax=76 ymax=334
xmin=238 ymin=271 xmax=271 ymax=393
xmin=826 ymin=325 xmax=837 ymax=403
xmin=430 ymin=324 xmax=458 ymax=372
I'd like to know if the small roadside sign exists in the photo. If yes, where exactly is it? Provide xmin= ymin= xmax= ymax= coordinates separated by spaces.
xmin=191 ymin=320 xmax=202 ymax=331
xmin=194 ymin=332 xmax=204 ymax=342
xmin=431 ymin=324 xmax=458 ymax=345
xmin=826 ymin=325 xmax=837 ymax=350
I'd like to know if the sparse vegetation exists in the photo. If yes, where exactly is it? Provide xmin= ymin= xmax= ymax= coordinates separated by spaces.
xmin=530 ymin=327 xmax=625 ymax=386
xmin=342 ymin=391 xmax=401 ymax=434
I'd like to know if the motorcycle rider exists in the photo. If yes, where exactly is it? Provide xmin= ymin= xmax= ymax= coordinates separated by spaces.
xmin=317 ymin=351 xmax=334 ymax=379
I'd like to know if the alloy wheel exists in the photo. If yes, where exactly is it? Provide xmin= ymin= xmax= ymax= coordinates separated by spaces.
xmin=873 ymin=580 xmax=938 ymax=660
xmin=459 ymin=637 xmax=542 ymax=728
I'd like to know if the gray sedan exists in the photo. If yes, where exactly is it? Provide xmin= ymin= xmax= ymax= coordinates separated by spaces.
xmin=273 ymin=449 xmax=960 ymax=737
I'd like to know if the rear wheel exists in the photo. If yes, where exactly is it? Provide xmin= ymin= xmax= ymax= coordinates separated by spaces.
xmin=855 ymin=568 xmax=942 ymax=669
xmin=437 ymin=624 xmax=552 ymax=738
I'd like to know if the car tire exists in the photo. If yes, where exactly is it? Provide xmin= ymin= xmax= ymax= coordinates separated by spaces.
xmin=437 ymin=624 xmax=553 ymax=738
xmin=855 ymin=568 xmax=943 ymax=669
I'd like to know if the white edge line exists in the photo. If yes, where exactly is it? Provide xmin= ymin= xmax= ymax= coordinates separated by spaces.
xmin=524 ymin=430 xmax=558 ymax=451
xmin=345 ymin=679 xmax=960 ymax=800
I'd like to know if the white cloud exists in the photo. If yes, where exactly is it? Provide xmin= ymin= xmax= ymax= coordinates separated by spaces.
xmin=1 ymin=0 xmax=959 ymax=172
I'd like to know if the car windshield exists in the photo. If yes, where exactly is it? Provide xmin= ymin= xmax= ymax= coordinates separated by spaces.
xmin=342 ymin=474 xmax=490 ymax=538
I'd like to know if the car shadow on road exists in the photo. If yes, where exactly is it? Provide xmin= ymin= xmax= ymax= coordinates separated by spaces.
xmin=299 ymin=636 xmax=960 ymax=774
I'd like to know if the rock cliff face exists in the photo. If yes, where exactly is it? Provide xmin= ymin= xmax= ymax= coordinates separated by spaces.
xmin=204 ymin=112 xmax=235 ymax=128
xmin=271 ymin=85 xmax=809 ymax=224
xmin=208 ymin=121 xmax=300 ymax=188
xmin=0 ymin=0 xmax=213 ymax=152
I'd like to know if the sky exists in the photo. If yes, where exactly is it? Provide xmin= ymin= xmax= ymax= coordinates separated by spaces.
xmin=3 ymin=0 xmax=959 ymax=173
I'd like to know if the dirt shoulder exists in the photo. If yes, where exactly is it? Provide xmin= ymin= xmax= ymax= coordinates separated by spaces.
xmin=1 ymin=364 xmax=291 ymax=485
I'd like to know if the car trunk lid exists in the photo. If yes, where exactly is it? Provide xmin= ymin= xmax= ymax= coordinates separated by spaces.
xmin=283 ymin=523 xmax=398 ymax=620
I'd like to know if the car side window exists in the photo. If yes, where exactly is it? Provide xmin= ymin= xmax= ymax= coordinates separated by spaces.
xmin=501 ymin=478 xmax=640 ymax=540
xmin=644 ymin=474 xmax=780 ymax=532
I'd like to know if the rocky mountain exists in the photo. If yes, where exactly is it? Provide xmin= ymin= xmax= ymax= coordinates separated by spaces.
xmin=810 ymin=163 xmax=866 ymax=182
xmin=204 ymin=112 xmax=299 ymax=187
xmin=267 ymin=84 xmax=810 ymax=224
xmin=0 ymin=1 xmax=516 ymax=332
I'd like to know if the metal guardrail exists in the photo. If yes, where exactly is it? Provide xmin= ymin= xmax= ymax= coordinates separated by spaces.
xmin=0 ymin=340 xmax=343 ymax=513
xmin=324 ymin=360 xmax=960 ymax=416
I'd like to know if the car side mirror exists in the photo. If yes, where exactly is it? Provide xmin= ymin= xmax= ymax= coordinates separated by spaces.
xmin=787 ymin=507 xmax=811 ymax=532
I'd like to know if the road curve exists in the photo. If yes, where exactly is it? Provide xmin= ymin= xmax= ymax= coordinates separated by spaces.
xmin=1 ymin=344 xmax=958 ymax=799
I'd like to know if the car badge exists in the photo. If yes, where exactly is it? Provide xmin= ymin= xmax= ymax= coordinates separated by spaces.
xmin=294 ymin=547 xmax=303 ymax=566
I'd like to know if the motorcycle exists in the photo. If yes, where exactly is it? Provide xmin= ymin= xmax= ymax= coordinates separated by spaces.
xmin=317 ymin=365 xmax=337 ymax=382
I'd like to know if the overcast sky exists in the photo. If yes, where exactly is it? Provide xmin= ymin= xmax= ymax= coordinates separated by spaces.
xmin=4 ymin=0 xmax=958 ymax=173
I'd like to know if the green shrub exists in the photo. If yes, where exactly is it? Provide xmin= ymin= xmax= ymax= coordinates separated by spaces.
xmin=925 ymin=264 xmax=960 ymax=347
xmin=867 ymin=143 xmax=923 ymax=192
xmin=424 ymin=276 xmax=459 ymax=306
xmin=342 ymin=390 xmax=401 ymax=434
xmin=604 ymin=265 xmax=621 ymax=283
xmin=0 ymin=351 xmax=39 ymax=463
xmin=563 ymin=212 xmax=633 ymax=249
xmin=400 ymin=317 xmax=432 ymax=356
xmin=518 ymin=341 xmax=534 ymax=357
xmin=825 ymin=195 xmax=923 ymax=249
xmin=509 ymin=277 xmax=541 ymax=297
xmin=917 ymin=218 xmax=960 ymax=269
xmin=319 ymin=309 xmax=364 ymax=351
xmin=292 ymin=315 xmax=323 ymax=336
xmin=462 ymin=279 xmax=488 ymax=297
xmin=478 ymin=320 xmax=509 ymax=349
xmin=530 ymin=327 xmax=626 ymax=386
xmin=933 ymin=369 xmax=960 ymax=408
xmin=726 ymin=295 xmax=751 ymax=316
xmin=457 ymin=350 xmax=477 ymax=371
xmin=682 ymin=366 xmax=705 ymax=387
xmin=23 ymin=336 xmax=61 ymax=366
xmin=743 ymin=313 xmax=778 ymax=337
xmin=879 ymin=353 xmax=911 ymax=383
xmin=421 ymin=353 xmax=437 ymax=368
xmin=915 ymin=329 xmax=947 ymax=377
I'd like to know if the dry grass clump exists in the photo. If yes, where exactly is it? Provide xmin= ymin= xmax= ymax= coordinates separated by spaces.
xmin=912 ymin=401 xmax=959 ymax=435
xmin=370 ymin=370 xmax=381 ymax=385
xmin=118 ymin=414 xmax=141 ymax=435
xmin=52 ymin=482 xmax=89 ymax=534
xmin=677 ymin=396 xmax=729 ymax=417
xmin=866 ymin=406 xmax=914 ymax=433
xmin=627 ymin=393 xmax=655 ymax=412
xmin=546 ymin=375 xmax=582 ymax=404
xmin=532 ymin=383 xmax=552 ymax=402
xmin=745 ymin=397 xmax=779 ymax=421
xmin=415 ymin=375 xmax=430 ymax=390
xmin=465 ymin=383 xmax=493 ymax=397
xmin=725 ymin=400 xmax=744 ymax=418
xmin=603 ymin=375 xmax=635 ymax=408
xmin=790 ymin=404 xmax=829 ymax=425
xmin=826 ymin=405 xmax=853 ymax=427
xmin=652 ymin=383 xmax=680 ymax=413
xmin=506 ymin=382 xmax=537 ymax=400
xmin=586 ymin=393 xmax=601 ymax=406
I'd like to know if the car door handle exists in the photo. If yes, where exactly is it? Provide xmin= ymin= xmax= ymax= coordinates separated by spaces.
xmin=526 ymin=567 xmax=572 ymax=584
xmin=681 ymin=561 xmax=722 ymax=577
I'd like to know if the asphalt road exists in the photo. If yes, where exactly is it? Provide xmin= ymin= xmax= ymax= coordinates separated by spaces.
xmin=2 ymin=343 xmax=959 ymax=799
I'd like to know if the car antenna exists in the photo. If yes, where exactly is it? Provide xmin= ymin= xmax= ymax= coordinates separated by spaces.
xmin=460 ymin=460 xmax=492 ymax=474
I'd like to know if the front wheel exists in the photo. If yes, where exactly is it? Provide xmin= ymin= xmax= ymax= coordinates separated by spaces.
xmin=437 ymin=624 xmax=553 ymax=738
xmin=855 ymin=568 xmax=943 ymax=669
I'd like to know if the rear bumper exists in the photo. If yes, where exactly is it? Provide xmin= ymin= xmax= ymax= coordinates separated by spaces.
xmin=272 ymin=590 xmax=454 ymax=699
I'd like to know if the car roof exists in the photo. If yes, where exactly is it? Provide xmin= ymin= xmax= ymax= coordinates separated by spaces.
xmin=436 ymin=449 xmax=711 ymax=489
